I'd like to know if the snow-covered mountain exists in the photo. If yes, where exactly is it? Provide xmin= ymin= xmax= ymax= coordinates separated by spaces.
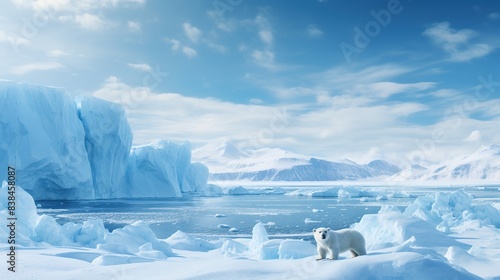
xmin=193 ymin=140 xmax=401 ymax=181
xmin=391 ymin=145 xmax=500 ymax=181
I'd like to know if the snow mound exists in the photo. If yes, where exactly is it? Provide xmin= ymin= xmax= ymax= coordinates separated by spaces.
xmin=404 ymin=190 xmax=500 ymax=232
xmin=165 ymin=230 xmax=217 ymax=252
xmin=0 ymin=183 xmax=172 ymax=263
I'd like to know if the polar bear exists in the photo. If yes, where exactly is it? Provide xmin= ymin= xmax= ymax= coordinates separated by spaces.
xmin=313 ymin=227 xmax=366 ymax=260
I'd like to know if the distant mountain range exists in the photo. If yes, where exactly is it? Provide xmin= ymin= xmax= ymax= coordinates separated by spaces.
xmin=192 ymin=140 xmax=401 ymax=181
xmin=193 ymin=140 xmax=500 ymax=182
xmin=390 ymin=144 xmax=500 ymax=181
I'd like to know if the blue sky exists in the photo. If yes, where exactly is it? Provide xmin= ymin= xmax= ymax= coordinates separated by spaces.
xmin=1 ymin=0 xmax=500 ymax=165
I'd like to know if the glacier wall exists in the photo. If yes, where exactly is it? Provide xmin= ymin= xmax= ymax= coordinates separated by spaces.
xmin=0 ymin=82 xmax=94 ymax=200
xmin=78 ymin=96 xmax=132 ymax=199
xmin=0 ymin=81 xmax=208 ymax=200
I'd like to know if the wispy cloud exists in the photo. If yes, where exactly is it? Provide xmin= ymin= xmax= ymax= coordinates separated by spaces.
xmin=354 ymin=82 xmax=436 ymax=99
xmin=423 ymin=22 xmax=493 ymax=62
xmin=128 ymin=21 xmax=141 ymax=32
xmin=252 ymin=50 xmax=275 ymax=70
xmin=307 ymin=25 xmax=323 ymax=37
xmin=12 ymin=0 xmax=144 ymax=30
xmin=75 ymin=13 xmax=109 ymax=30
xmin=47 ymin=49 xmax=70 ymax=57
xmin=182 ymin=46 xmax=197 ymax=58
xmin=128 ymin=63 xmax=152 ymax=72
xmin=164 ymin=38 xmax=197 ymax=58
xmin=183 ymin=22 xmax=201 ymax=43
xmin=12 ymin=62 xmax=64 ymax=75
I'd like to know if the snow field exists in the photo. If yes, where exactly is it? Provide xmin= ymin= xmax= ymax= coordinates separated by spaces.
xmin=1 ymin=182 xmax=500 ymax=279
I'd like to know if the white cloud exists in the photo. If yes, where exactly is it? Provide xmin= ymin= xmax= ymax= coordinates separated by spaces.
xmin=464 ymin=130 xmax=481 ymax=142
xmin=0 ymin=30 xmax=30 ymax=47
xmin=11 ymin=62 xmax=64 ymax=75
xmin=12 ymin=0 xmax=145 ymax=12
xmin=488 ymin=13 xmax=500 ymax=20
xmin=207 ymin=42 xmax=226 ymax=53
xmin=165 ymin=38 xmax=181 ymax=51
xmin=128 ymin=63 xmax=152 ymax=72
xmin=252 ymin=49 xmax=275 ymax=69
xmin=423 ymin=22 xmax=493 ymax=62
xmin=92 ymin=76 xmax=283 ymax=146
xmin=12 ymin=0 xmax=144 ymax=30
xmin=164 ymin=38 xmax=197 ymax=58
xmin=354 ymin=82 xmax=436 ymax=99
xmin=183 ymin=22 xmax=201 ymax=43
xmin=259 ymin=30 xmax=273 ymax=46
xmin=47 ymin=49 xmax=69 ymax=57
xmin=128 ymin=21 xmax=141 ymax=32
xmin=91 ymin=76 xmax=500 ymax=165
xmin=307 ymin=25 xmax=323 ymax=37
xmin=75 ymin=13 xmax=108 ymax=30
xmin=182 ymin=46 xmax=197 ymax=58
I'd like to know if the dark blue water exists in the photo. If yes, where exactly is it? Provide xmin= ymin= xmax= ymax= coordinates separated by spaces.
xmin=36 ymin=185 xmax=499 ymax=240
xmin=36 ymin=195 xmax=409 ymax=239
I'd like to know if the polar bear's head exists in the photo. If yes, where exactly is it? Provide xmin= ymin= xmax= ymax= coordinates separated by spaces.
xmin=313 ymin=227 xmax=331 ymax=241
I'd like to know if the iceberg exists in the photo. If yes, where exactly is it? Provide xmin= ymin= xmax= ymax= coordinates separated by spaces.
xmin=121 ymin=140 xmax=208 ymax=198
xmin=0 ymin=81 xmax=208 ymax=200
xmin=0 ymin=82 xmax=94 ymax=200
xmin=77 ymin=96 xmax=132 ymax=199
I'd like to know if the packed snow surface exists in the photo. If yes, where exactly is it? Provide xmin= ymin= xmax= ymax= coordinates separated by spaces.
xmin=1 ymin=183 xmax=499 ymax=279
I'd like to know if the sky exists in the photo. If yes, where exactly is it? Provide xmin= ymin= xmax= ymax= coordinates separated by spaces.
xmin=1 ymin=0 xmax=500 ymax=166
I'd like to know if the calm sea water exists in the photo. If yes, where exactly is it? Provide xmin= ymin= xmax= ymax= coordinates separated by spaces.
xmin=36 ymin=185 xmax=500 ymax=240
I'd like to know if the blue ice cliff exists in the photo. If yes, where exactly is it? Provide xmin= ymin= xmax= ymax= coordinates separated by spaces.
xmin=0 ymin=81 xmax=208 ymax=200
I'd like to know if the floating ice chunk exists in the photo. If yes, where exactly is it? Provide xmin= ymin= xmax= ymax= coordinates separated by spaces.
xmin=304 ymin=218 xmax=321 ymax=224
xmin=104 ymin=221 xmax=172 ymax=256
xmin=218 ymin=224 xmax=231 ymax=229
xmin=215 ymin=214 xmax=227 ymax=218
xmin=229 ymin=227 xmax=239 ymax=232
xmin=359 ymin=197 xmax=368 ymax=202
xmin=312 ymin=209 xmax=322 ymax=213
xmin=225 ymin=186 xmax=249 ymax=195
xmin=278 ymin=240 xmax=316 ymax=259
xmin=376 ymin=195 xmax=388 ymax=201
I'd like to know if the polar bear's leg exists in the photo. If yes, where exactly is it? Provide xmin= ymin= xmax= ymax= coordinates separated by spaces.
xmin=328 ymin=246 xmax=339 ymax=260
xmin=316 ymin=247 xmax=327 ymax=260
xmin=350 ymin=249 xmax=359 ymax=257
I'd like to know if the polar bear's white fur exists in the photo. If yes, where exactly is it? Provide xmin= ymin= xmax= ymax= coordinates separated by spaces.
xmin=313 ymin=227 xmax=366 ymax=260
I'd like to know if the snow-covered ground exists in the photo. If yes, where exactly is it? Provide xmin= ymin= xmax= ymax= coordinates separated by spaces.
xmin=1 ymin=182 xmax=500 ymax=279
